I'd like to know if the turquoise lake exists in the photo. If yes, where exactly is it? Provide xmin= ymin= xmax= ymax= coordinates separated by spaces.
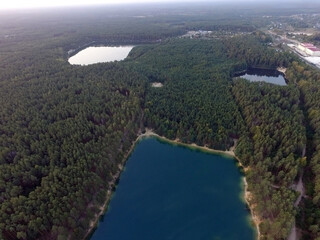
xmin=90 ymin=137 xmax=255 ymax=240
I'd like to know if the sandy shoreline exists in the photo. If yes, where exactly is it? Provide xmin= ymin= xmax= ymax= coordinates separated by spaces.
xmin=84 ymin=129 xmax=260 ymax=240
xmin=277 ymin=67 xmax=287 ymax=74
xmin=243 ymin=178 xmax=261 ymax=239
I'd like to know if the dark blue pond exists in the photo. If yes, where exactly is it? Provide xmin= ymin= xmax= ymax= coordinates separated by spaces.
xmin=236 ymin=68 xmax=287 ymax=86
xmin=90 ymin=137 xmax=255 ymax=240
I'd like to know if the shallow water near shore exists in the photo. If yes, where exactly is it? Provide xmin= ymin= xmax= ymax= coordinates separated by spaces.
xmin=90 ymin=137 xmax=255 ymax=240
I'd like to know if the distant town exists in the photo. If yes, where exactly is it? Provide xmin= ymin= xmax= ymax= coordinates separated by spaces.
xmin=180 ymin=30 xmax=250 ymax=40
xmin=263 ymin=13 xmax=320 ymax=68
xmin=180 ymin=13 xmax=320 ymax=69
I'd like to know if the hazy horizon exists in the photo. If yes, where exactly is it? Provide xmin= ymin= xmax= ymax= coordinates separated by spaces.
xmin=1 ymin=0 xmax=319 ymax=10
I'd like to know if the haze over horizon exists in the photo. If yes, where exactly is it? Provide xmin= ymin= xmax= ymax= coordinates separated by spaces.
xmin=0 ymin=0 xmax=317 ymax=10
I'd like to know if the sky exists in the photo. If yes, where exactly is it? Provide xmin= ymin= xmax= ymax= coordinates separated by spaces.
xmin=0 ymin=0 xmax=196 ymax=10
xmin=0 ymin=0 xmax=309 ymax=10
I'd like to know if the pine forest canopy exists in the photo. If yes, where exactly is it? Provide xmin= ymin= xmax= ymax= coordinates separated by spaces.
xmin=1 ymin=3 xmax=320 ymax=240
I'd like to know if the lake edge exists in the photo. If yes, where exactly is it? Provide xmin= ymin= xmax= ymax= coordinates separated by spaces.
xmin=84 ymin=129 xmax=259 ymax=240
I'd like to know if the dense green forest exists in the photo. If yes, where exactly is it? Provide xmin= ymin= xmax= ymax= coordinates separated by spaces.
xmin=0 ymin=62 xmax=146 ymax=239
xmin=2 ymin=3 xmax=320 ymax=240
xmin=284 ymin=61 xmax=320 ymax=239
xmin=126 ymin=39 xmax=246 ymax=150
xmin=232 ymin=79 xmax=305 ymax=239
xmin=128 ymin=35 xmax=308 ymax=239
xmin=224 ymin=32 xmax=294 ymax=69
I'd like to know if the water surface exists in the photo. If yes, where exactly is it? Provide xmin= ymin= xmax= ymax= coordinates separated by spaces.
xmin=68 ymin=46 xmax=134 ymax=65
xmin=237 ymin=68 xmax=287 ymax=86
xmin=91 ymin=137 xmax=255 ymax=240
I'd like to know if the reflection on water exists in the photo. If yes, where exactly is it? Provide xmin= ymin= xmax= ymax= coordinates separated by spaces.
xmin=68 ymin=46 xmax=134 ymax=65
xmin=235 ymin=68 xmax=287 ymax=86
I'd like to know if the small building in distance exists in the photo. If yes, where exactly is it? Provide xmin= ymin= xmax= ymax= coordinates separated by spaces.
xmin=306 ymin=47 xmax=320 ymax=56
xmin=298 ymin=43 xmax=320 ymax=56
